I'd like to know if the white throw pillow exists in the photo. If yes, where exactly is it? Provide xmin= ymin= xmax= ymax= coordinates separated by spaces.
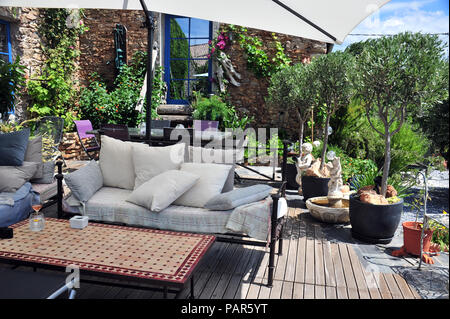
xmin=99 ymin=135 xmax=136 ymax=190
xmin=132 ymin=143 xmax=185 ymax=189
xmin=126 ymin=170 xmax=199 ymax=212
xmin=173 ymin=162 xmax=232 ymax=208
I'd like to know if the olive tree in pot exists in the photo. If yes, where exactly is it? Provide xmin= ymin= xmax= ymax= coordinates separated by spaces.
xmin=350 ymin=32 xmax=448 ymax=244
xmin=301 ymin=51 xmax=354 ymax=200
xmin=266 ymin=62 xmax=315 ymax=190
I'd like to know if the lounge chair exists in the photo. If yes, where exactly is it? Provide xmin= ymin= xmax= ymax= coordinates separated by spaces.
xmin=74 ymin=120 xmax=101 ymax=160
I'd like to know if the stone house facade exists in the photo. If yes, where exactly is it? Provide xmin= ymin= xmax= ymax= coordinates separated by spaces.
xmin=1 ymin=7 xmax=328 ymax=159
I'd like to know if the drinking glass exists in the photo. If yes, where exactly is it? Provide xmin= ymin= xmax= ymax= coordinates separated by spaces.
xmin=29 ymin=202 xmax=45 ymax=231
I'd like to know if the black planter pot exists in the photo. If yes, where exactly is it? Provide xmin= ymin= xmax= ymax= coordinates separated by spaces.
xmin=301 ymin=175 xmax=330 ymax=201
xmin=286 ymin=163 xmax=299 ymax=190
xmin=349 ymin=194 xmax=403 ymax=244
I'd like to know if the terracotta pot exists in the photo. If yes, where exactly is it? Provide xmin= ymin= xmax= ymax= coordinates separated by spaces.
xmin=402 ymin=221 xmax=433 ymax=256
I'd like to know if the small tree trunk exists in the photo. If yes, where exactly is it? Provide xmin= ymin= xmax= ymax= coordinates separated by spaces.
xmin=381 ymin=132 xmax=391 ymax=197
xmin=319 ymin=114 xmax=331 ymax=171
xmin=298 ymin=120 xmax=304 ymax=156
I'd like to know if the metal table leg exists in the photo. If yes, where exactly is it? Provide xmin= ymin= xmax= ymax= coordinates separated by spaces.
xmin=190 ymin=275 xmax=195 ymax=299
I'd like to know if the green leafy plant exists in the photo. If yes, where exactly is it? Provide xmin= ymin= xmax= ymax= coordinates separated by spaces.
xmin=266 ymin=62 xmax=316 ymax=154
xmin=0 ymin=57 xmax=26 ymax=120
xmin=191 ymin=92 xmax=252 ymax=130
xmin=352 ymin=32 xmax=447 ymax=197
xmin=79 ymin=52 xmax=162 ymax=129
xmin=27 ymin=8 xmax=88 ymax=131
xmin=227 ymin=25 xmax=291 ymax=78
xmin=308 ymin=51 xmax=355 ymax=171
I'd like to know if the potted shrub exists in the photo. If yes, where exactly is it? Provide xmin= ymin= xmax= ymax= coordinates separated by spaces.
xmin=300 ymin=51 xmax=354 ymax=200
xmin=266 ymin=62 xmax=316 ymax=190
xmin=349 ymin=32 xmax=447 ymax=244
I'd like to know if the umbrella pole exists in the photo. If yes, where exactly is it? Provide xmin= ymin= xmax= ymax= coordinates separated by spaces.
xmin=139 ymin=0 xmax=155 ymax=144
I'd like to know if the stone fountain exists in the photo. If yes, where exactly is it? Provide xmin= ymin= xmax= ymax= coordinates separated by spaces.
xmin=305 ymin=151 xmax=352 ymax=224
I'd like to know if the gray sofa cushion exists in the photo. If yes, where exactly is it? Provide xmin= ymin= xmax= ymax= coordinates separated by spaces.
xmin=64 ymin=160 xmax=103 ymax=202
xmin=173 ymin=162 xmax=232 ymax=208
xmin=25 ymin=135 xmax=44 ymax=179
xmin=0 ymin=128 xmax=30 ymax=166
xmin=127 ymin=169 xmax=199 ymax=212
xmin=204 ymin=184 xmax=273 ymax=210
xmin=0 ymin=162 xmax=39 ymax=192
xmin=79 ymin=187 xmax=234 ymax=235
xmin=132 ymin=143 xmax=185 ymax=189
xmin=188 ymin=146 xmax=241 ymax=192
xmin=31 ymin=161 xmax=56 ymax=184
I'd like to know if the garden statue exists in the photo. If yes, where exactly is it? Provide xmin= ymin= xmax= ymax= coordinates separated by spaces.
xmin=295 ymin=142 xmax=313 ymax=195
xmin=214 ymin=61 xmax=226 ymax=93
xmin=218 ymin=51 xmax=241 ymax=87
xmin=325 ymin=151 xmax=344 ymax=207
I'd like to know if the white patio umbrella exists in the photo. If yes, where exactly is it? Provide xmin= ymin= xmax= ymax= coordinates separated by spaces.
xmin=1 ymin=0 xmax=389 ymax=44
xmin=1 ymin=0 xmax=390 ymax=139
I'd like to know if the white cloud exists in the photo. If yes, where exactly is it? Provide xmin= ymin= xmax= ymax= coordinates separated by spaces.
xmin=335 ymin=1 xmax=449 ymax=55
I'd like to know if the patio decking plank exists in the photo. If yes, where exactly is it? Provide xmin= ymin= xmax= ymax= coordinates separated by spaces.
xmin=393 ymin=273 xmax=415 ymax=299
xmin=281 ymin=281 xmax=294 ymax=299
xmin=294 ymin=217 xmax=307 ymax=284
xmin=383 ymin=273 xmax=404 ymax=299
xmin=314 ymin=226 xmax=326 ymax=287
xmin=361 ymin=267 xmax=383 ymax=299
xmin=304 ymin=223 xmax=315 ymax=285
xmin=330 ymin=243 xmax=349 ymax=299
xmin=338 ymin=243 xmax=359 ymax=299
xmin=347 ymin=245 xmax=371 ymax=299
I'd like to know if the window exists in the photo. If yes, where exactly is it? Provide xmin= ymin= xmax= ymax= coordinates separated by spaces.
xmin=164 ymin=15 xmax=212 ymax=104
xmin=0 ymin=20 xmax=12 ymax=63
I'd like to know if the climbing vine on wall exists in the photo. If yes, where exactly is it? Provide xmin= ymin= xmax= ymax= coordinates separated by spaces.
xmin=226 ymin=25 xmax=291 ymax=78
xmin=27 ymin=8 xmax=88 ymax=131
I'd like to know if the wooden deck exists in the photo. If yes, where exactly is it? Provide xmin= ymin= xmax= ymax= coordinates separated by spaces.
xmin=25 ymin=206 xmax=421 ymax=299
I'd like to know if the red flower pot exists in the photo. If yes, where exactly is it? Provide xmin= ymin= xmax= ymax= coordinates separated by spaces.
xmin=402 ymin=221 xmax=433 ymax=256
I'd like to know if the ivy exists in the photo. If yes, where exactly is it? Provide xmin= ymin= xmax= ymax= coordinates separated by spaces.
xmin=27 ymin=8 xmax=88 ymax=131
xmin=226 ymin=25 xmax=291 ymax=78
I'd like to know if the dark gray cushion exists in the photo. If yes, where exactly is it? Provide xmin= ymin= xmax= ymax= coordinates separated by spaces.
xmin=0 ymin=162 xmax=39 ymax=192
xmin=64 ymin=160 xmax=103 ymax=202
xmin=25 ymin=135 xmax=43 ymax=179
xmin=31 ymin=161 xmax=56 ymax=184
xmin=0 ymin=129 xmax=30 ymax=166
xmin=204 ymin=184 xmax=273 ymax=210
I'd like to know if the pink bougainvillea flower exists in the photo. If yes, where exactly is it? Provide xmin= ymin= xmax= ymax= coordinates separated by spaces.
xmin=211 ymin=47 xmax=216 ymax=54
xmin=216 ymin=40 xmax=226 ymax=49
xmin=208 ymin=40 xmax=212 ymax=45
xmin=207 ymin=53 xmax=211 ymax=58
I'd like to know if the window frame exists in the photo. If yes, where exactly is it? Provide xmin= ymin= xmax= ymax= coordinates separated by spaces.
xmin=164 ymin=14 xmax=212 ymax=105
xmin=0 ymin=19 xmax=12 ymax=63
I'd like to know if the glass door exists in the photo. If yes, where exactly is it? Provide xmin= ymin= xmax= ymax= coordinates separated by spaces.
xmin=164 ymin=15 xmax=212 ymax=104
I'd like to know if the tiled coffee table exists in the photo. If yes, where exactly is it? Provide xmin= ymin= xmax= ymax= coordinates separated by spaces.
xmin=0 ymin=218 xmax=215 ymax=298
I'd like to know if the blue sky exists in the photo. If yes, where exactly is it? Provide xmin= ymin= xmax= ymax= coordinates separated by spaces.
xmin=334 ymin=0 xmax=449 ymax=54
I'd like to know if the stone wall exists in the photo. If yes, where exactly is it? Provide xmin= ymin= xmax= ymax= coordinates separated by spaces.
xmin=0 ymin=7 xmax=45 ymax=122
xmin=60 ymin=132 xmax=99 ymax=161
xmin=219 ymin=27 xmax=328 ymax=139
xmin=78 ymin=9 xmax=160 ymax=89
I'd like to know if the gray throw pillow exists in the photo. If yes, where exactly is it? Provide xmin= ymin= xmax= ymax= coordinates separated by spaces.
xmin=31 ymin=161 xmax=56 ymax=184
xmin=64 ymin=160 xmax=103 ymax=202
xmin=204 ymin=184 xmax=273 ymax=211
xmin=25 ymin=135 xmax=43 ymax=179
xmin=0 ymin=128 xmax=30 ymax=166
xmin=0 ymin=162 xmax=39 ymax=192
xmin=187 ymin=146 xmax=237 ymax=192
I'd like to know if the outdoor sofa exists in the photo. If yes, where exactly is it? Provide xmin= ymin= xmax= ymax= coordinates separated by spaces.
xmin=0 ymin=130 xmax=59 ymax=227
xmin=57 ymin=135 xmax=287 ymax=286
